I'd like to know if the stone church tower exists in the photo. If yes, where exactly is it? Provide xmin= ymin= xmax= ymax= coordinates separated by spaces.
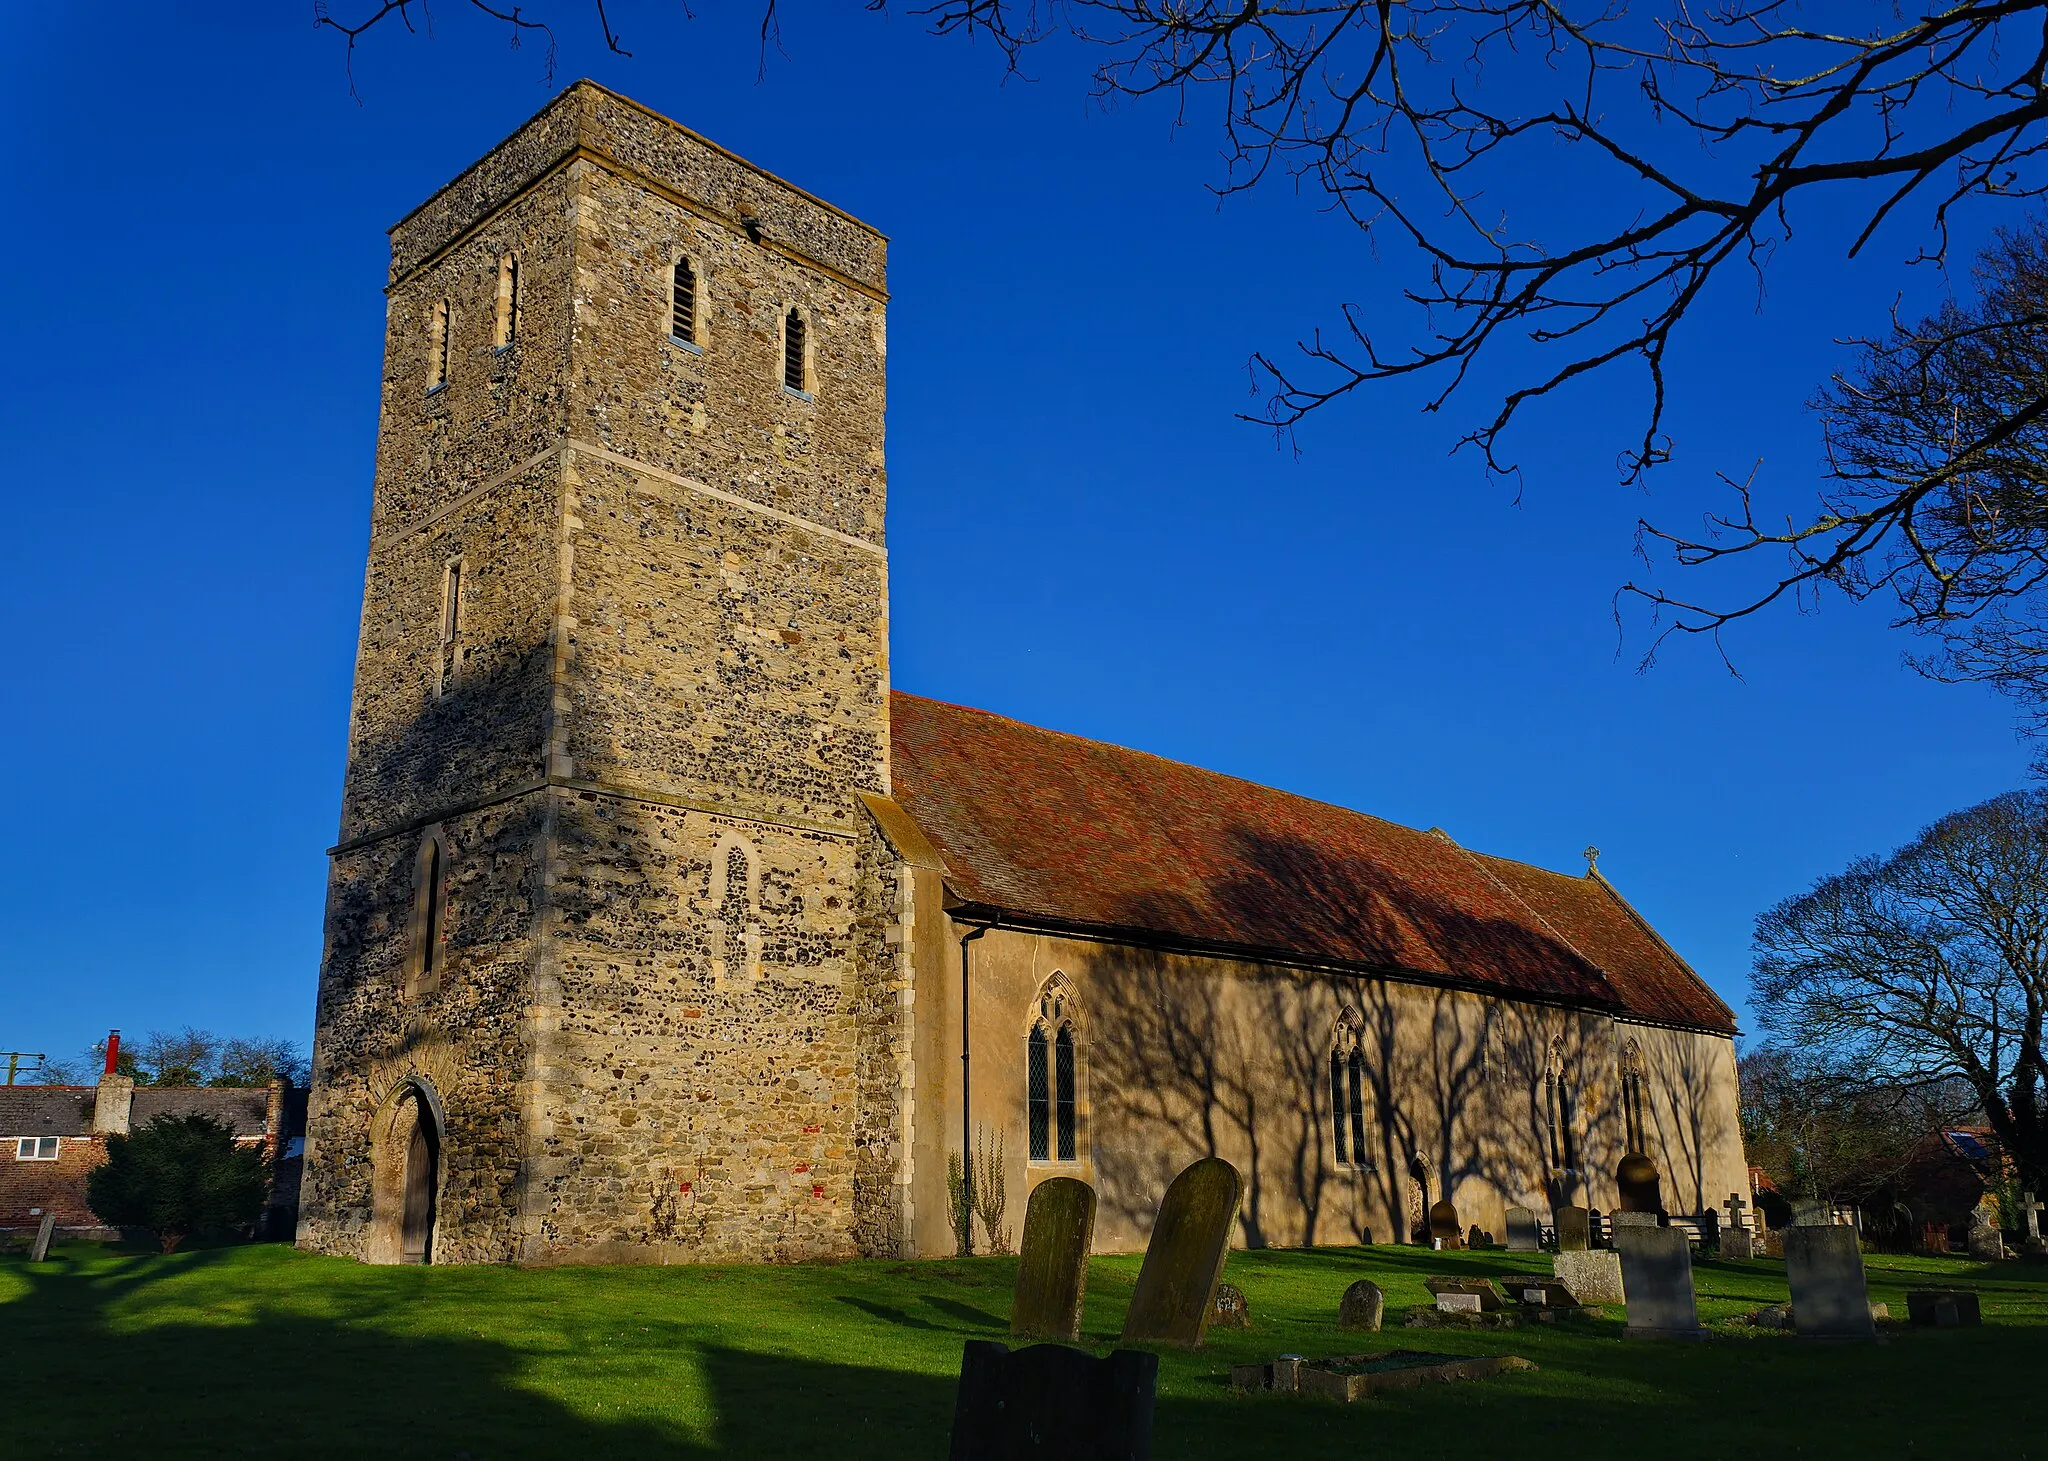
xmin=298 ymin=82 xmax=900 ymax=1264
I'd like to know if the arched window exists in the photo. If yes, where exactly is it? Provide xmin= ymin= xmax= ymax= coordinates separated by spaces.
xmin=709 ymin=834 xmax=761 ymax=987
xmin=1026 ymin=976 xmax=1082 ymax=1164
xmin=407 ymin=828 xmax=449 ymax=997
xmin=494 ymin=255 xmax=519 ymax=349
xmin=1330 ymin=1018 xmax=1370 ymax=1168
xmin=782 ymin=307 xmax=808 ymax=394
xmin=671 ymin=257 xmax=699 ymax=346
xmin=427 ymin=300 xmax=451 ymax=391
xmin=1620 ymin=1039 xmax=1648 ymax=1153
xmin=1544 ymin=1040 xmax=1579 ymax=1171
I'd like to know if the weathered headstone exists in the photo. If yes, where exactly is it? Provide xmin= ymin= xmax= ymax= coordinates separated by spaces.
xmin=1612 ymin=1225 xmax=1705 ymax=1340
xmin=1905 ymin=1290 xmax=1983 ymax=1327
xmin=1208 ymin=1282 xmax=1251 ymax=1330
xmin=1553 ymin=1248 xmax=1625 ymax=1305
xmin=1012 ymin=1176 xmax=1097 ymax=1343
xmin=1502 ymin=1274 xmax=1578 ymax=1308
xmin=1721 ymin=1227 xmax=1755 ymax=1261
xmin=2020 ymin=1193 xmax=2043 ymax=1241
xmin=1789 ymin=1197 xmax=1830 ymax=1227
xmin=1696 ymin=1207 xmax=1721 ymax=1253
xmin=1919 ymin=1221 xmax=1951 ymax=1255
xmin=1436 ymin=1291 xmax=1482 ymax=1314
xmin=1505 ymin=1205 xmax=1540 ymax=1252
xmin=1428 ymin=1199 xmax=1462 ymax=1248
xmin=1466 ymin=1224 xmax=1492 ymax=1251
xmin=949 ymin=1340 xmax=1157 ymax=1460
xmin=1337 ymin=1280 xmax=1383 ymax=1331
xmin=1554 ymin=1205 xmax=1590 ymax=1253
xmin=1784 ymin=1225 xmax=1877 ymax=1341
xmin=1425 ymin=1275 xmax=1505 ymax=1311
xmin=1611 ymin=1210 xmax=1659 ymax=1231
xmin=1616 ymin=1153 xmax=1663 ymax=1214
xmin=1119 ymin=1156 xmax=1242 ymax=1348
xmin=1967 ymin=1206 xmax=2007 ymax=1262
xmin=28 ymin=1213 xmax=55 ymax=1263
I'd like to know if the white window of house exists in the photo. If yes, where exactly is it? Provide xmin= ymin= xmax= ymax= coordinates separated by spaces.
xmin=15 ymin=1136 xmax=59 ymax=1160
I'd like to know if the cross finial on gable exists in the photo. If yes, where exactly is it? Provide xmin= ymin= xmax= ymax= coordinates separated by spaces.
xmin=1583 ymin=846 xmax=1601 ymax=874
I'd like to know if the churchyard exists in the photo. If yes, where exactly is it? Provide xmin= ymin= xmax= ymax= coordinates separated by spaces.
xmin=6 ymin=1238 xmax=2047 ymax=1457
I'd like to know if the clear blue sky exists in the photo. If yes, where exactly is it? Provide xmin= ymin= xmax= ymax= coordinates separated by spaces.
xmin=0 ymin=4 xmax=2027 ymax=1072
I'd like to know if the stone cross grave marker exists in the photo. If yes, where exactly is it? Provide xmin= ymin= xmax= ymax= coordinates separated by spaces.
xmin=1338 ymin=1279 xmax=1383 ymax=1332
xmin=1012 ymin=1176 xmax=1097 ymax=1343
xmin=1120 ymin=1156 xmax=1242 ymax=1348
xmin=949 ymin=1340 xmax=1158 ymax=1460
xmin=29 ymin=1213 xmax=55 ymax=1263
xmin=2020 ymin=1194 xmax=2043 ymax=1240
xmin=1613 ymin=1225 xmax=1706 ymax=1340
xmin=1784 ymin=1225 xmax=1877 ymax=1340
xmin=1505 ymin=1205 xmax=1540 ymax=1252
xmin=1968 ymin=1204 xmax=2006 ymax=1261
xmin=1553 ymin=1248 xmax=1625 ymax=1304
xmin=1553 ymin=1205 xmax=1590 ymax=1253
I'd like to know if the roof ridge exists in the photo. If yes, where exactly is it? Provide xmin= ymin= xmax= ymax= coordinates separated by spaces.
xmin=1585 ymin=867 xmax=1739 ymax=1030
xmin=890 ymin=689 xmax=1469 ymax=851
xmin=1450 ymin=842 xmax=1624 ymax=1006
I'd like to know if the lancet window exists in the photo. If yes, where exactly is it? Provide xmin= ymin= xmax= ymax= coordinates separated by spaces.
xmin=1027 ymin=977 xmax=1082 ymax=1163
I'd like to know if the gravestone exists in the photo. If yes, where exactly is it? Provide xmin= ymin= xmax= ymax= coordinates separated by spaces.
xmin=1967 ymin=1207 xmax=2006 ymax=1262
xmin=1120 ymin=1156 xmax=1242 ymax=1348
xmin=1208 ymin=1283 xmax=1251 ymax=1330
xmin=1789 ymin=1197 xmax=1830 ymax=1227
xmin=1696 ymin=1208 xmax=1720 ymax=1252
xmin=1427 ymin=1200 xmax=1462 ymax=1248
xmin=1616 ymin=1153 xmax=1663 ymax=1214
xmin=1502 ymin=1274 xmax=1579 ymax=1307
xmin=1012 ymin=1176 xmax=1098 ymax=1342
xmin=2020 ymin=1195 xmax=2046 ymax=1256
xmin=1905 ymin=1290 xmax=1983 ymax=1327
xmin=1720 ymin=1193 xmax=1752 ymax=1259
xmin=1505 ymin=1205 xmax=1540 ymax=1252
xmin=949 ymin=1340 xmax=1157 ymax=1460
xmin=1466 ymin=1224 xmax=1492 ymax=1251
xmin=1425 ymin=1276 xmax=1505 ymax=1311
xmin=28 ymin=1213 xmax=55 ymax=1263
xmin=1784 ymin=1226 xmax=1877 ymax=1341
xmin=1554 ymin=1205 xmax=1591 ymax=1253
xmin=1611 ymin=1211 xmax=1659 ymax=1231
xmin=1919 ymin=1222 xmax=1951 ymax=1256
xmin=1338 ymin=1280 xmax=1384 ymax=1332
xmin=1612 ymin=1225 xmax=1705 ymax=1340
xmin=1436 ymin=1292 xmax=1482 ymax=1314
xmin=1553 ymin=1248 xmax=1625 ymax=1305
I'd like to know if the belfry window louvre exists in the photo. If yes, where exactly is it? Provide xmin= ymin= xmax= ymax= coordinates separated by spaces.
xmin=783 ymin=307 xmax=806 ymax=393
xmin=1028 ymin=1027 xmax=1051 ymax=1162
xmin=672 ymin=258 xmax=698 ymax=344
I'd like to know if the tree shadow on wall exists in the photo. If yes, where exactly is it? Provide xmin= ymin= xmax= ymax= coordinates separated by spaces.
xmin=1084 ymin=825 xmax=1736 ymax=1244
xmin=1 ymin=1251 xmax=961 ymax=1461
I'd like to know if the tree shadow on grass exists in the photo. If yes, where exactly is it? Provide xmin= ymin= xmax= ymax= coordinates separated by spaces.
xmin=921 ymin=1295 xmax=1006 ymax=1329
xmin=2 ymin=1251 xmax=964 ymax=1460
xmin=836 ymin=1294 xmax=942 ymax=1330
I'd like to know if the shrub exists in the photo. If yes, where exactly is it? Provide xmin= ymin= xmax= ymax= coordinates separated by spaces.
xmin=86 ymin=1114 xmax=268 ymax=1252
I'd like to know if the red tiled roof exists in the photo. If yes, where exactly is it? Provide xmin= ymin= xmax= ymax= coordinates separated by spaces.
xmin=887 ymin=692 xmax=1736 ymax=1033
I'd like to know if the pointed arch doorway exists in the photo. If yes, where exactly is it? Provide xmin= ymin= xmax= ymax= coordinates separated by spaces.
xmin=400 ymin=1109 xmax=438 ymax=1264
xmin=369 ymin=1079 xmax=445 ymax=1265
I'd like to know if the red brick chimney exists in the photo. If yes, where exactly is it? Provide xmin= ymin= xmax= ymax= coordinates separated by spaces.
xmin=102 ymin=1030 xmax=121 ymax=1078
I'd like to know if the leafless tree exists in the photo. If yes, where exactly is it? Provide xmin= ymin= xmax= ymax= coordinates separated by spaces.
xmin=1754 ymin=788 xmax=2048 ymax=1190
xmin=317 ymin=2 xmax=2048 ymax=696
xmin=1737 ymin=1045 xmax=1947 ymax=1205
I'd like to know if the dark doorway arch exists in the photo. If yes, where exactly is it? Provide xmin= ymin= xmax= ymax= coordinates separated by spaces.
xmin=369 ymin=1077 xmax=446 ymax=1265
xmin=400 ymin=1105 xmax=438 ymax=1264
xmin=1406 ymin=1156 xmax=1430 ymax=1245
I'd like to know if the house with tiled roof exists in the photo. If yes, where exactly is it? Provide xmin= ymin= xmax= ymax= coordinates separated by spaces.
xmin=298 ymin=82 xmax=1744 ymax=1266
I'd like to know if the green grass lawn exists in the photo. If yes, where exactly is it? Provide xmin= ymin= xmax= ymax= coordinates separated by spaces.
xmin=5 ymin=1239 xmax=2048 ymax=1457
